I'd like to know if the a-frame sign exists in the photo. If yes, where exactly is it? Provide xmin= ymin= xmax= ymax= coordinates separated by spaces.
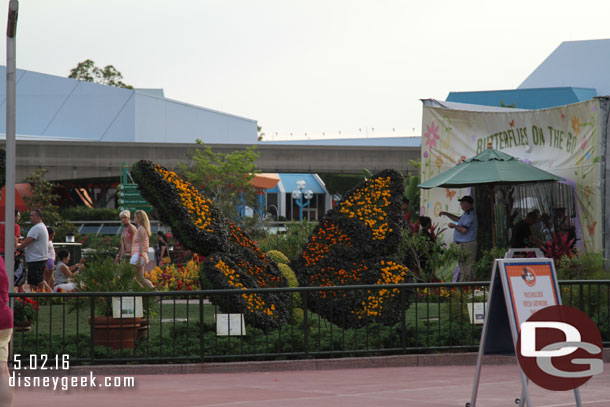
xmin=467 ymin=248 xmax=583 ymax=407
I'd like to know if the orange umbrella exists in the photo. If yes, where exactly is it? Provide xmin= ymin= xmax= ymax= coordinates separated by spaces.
xmin=250 ymin=173 xmax=280 ymax=190
xmin=0 ymin=184 xmax=30 ymax=221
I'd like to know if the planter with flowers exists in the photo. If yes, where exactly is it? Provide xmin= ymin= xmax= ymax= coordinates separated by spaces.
xmin=71 ymin=257 xmax=152 ymax=349
xmin=13 ymin=297 xmax=39 ymax=331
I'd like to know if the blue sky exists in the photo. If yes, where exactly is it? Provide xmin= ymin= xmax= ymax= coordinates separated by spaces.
xmin=3 ymin=0 xmax=610 ymax=140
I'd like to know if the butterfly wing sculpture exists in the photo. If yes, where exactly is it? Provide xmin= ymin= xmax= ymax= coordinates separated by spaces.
xmin=132 ymin=161 xmax=290 ymax=329
xmin=293 ymin=170 xmax=414 ymax=328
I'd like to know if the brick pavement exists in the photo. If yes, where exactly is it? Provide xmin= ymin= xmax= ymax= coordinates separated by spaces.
xmin=11 ymin=357 xmax=610 ymax=407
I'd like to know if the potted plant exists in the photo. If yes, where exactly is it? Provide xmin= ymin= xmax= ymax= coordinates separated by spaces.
xmin=13 ymin=297 xmax=39 ymax=331
xmin=72 ymin=257 xmax=152 ymax=349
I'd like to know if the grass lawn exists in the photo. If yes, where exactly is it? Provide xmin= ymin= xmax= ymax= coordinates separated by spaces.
xmin=16 ymin=299 xmax=218 ymax=339
xmin=18 ymin=299 xmax=471 ymax=338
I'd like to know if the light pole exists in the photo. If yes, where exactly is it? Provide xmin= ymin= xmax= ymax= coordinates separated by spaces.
xmin=6 ymin=0 xmax=19 ymax=292
xmin=291 ymin=180 xmax=313 ymax=221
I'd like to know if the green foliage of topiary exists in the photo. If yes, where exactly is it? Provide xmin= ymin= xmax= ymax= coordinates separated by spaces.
xmin=266 ymin=250 xmax=290 ymax=264
xmin=291 ymin=307 xmax=304 ymax=325
xmin=278 ymin=263 xmax=301 ymax=308
xmin=278 ymin=263 xmax=298 ymax=286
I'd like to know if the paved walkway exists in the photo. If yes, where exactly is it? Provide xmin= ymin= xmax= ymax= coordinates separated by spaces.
xmin=12 ymin=362 xmax=610 ymax=407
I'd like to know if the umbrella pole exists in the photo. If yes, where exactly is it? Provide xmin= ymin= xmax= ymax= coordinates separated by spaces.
xmin=490 ymin=185 xmax=496 ymax=247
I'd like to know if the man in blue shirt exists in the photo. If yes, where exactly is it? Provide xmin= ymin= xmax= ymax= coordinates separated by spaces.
xmin=439 ymin=195 xmax=478 ymax=281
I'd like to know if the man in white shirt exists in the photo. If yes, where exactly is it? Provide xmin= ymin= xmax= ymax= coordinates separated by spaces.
xmin=16 ymin=209 xmax=50 ymax=291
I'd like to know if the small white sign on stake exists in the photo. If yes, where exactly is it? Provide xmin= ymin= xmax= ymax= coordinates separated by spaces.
xmin=467 ymin=302 xmax=486 ymax=324
xmin=216 ymin=314 xmax=246 ymax=336
xmin=112 ymin=297 xmax=143 ymax=318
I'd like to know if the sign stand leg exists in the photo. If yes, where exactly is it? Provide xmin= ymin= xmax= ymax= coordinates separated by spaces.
xmin=468 ymin=261 xmax=500 ymax=407
xmin=468 ymin=338 xmax=486 ymax=407
xmin=573 ymin=388 xmax=582 ymax=407
xmin=517 ymin=371 xmax=531 ymax=406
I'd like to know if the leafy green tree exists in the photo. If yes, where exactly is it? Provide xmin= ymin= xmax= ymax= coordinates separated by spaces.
xmin=404 ymin=160 xmax=421 ymax=217
xmin=179 ymin=140 xmax=261 ymax=221
xmin=68 ymin=59 xmax=133 ymax=89
xmin=21 ymin=169 xmax=73 ymax=240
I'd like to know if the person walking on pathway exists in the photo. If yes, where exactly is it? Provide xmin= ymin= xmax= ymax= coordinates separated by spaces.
xmin=116 ymin=210 xmax=137 ymax=264
xmin=131 ymin=210 xmax=155 ymax=289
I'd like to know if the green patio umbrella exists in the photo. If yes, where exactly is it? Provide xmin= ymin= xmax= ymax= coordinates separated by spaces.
xmin=418 ymin=146 xmax=562 ymax=189
xmin=418 ymin=143 xmax=563 ymax=246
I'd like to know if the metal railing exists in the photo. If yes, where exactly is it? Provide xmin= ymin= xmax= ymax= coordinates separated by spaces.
xmin=9 ymin=280 xmax=610 ymax=366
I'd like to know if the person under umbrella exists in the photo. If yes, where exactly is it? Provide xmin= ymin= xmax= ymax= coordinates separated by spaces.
xmin=439 ymin=195 xmax=477 ymax=281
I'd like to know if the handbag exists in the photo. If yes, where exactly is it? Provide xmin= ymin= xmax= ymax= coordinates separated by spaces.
xmin=14 ymin=259 xmax=26 ymax=286
xmin=161 ymin=256 xmax=171 ymax=265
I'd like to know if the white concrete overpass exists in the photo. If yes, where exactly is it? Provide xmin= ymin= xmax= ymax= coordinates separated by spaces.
xmin=7 ymin=139 xmax=420 ymax=181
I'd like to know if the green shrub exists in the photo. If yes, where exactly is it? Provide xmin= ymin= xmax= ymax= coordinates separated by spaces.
xmin=266 ymin=250 xmax=290 ymax=264
xmin=473 ymin=247 xmax=509 ymax=281
xmin=397 ymin=230 xmax=466 ymax=282
xmin=556 ymin=252 xmax=607 ymax=280
xmin=258 ymin=221 xmax=318 ymax=262
xmin=61 ymin=206 xmax=120 ymax=221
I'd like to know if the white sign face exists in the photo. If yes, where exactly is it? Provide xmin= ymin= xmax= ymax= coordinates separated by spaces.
xmin=112 ymin=296 xmax=143 ymax=318
xmin=502 ymin=262 xmax=559 ymax=330
xmin=467 ymin=302 xmax=486 ymax=324
xmin=216 ymin=314 xmax=246 ymax=336
xmin=509 ymin=275 xmax=557 ymax=328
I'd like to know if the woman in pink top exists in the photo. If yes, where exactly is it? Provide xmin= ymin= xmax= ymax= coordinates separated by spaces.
xmin=130 ymin=210 xmax=154 ymax=289
xmin=0 ymin=257 xmax=13 ymax=406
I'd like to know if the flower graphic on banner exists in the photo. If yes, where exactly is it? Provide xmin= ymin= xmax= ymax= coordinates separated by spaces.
xmin=581 ymin=138 xmax=587 ymax=150
xmin=584 ymin=185 xmax=592 ymax=199
xmin=457 ymin=155 xmax=467 ymax=164
xmin=445 ymin=188 xmax=456 ymax=200
xmin=423 ymin=151 xmax=429 ymax=159
xmin=424 ymin=122 xmax=440 ymax=149
xmin=560 ymin=112 xmax=566 ymax=121
xmin=571 ymin=116 xmax=581 ymax=135
xmin=587 ymin=222 xmax=597 ymax=237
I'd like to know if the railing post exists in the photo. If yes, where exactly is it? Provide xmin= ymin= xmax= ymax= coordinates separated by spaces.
xmin=400 ymin=286 xmax=406 ymax=353
xmin=199 ymin=293 xmax=205 ymax=362
xmin=89 ymin=295 xmax=95 ymax=363
xmin=303 ymin=289 xmax=309 ymax=357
